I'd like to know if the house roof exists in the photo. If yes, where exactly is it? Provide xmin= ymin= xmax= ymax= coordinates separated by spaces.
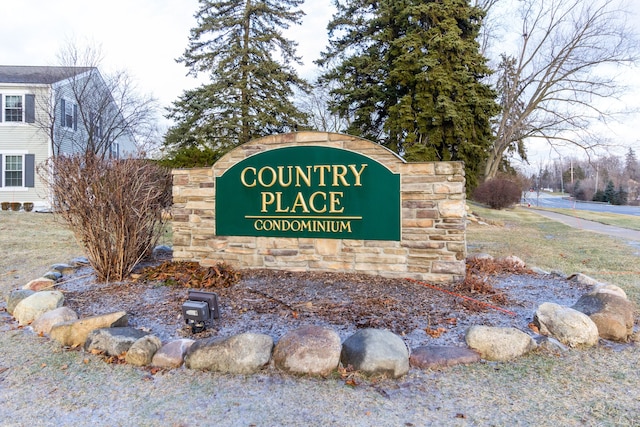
xmin=0 ymin=65 xmax=95 ymax=84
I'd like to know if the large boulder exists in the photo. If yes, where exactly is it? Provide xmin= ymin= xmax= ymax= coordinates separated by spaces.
xmin=534 ymin=302 xmax=599 ymax=347
xmin=50 ymin=311 xmax=128 ymax=347
xmin=13 ymin=291 xmax=64 ymax=325
xmin=6 ymin=289 xmax=35 ymax=315
xmin=152 ymin=339 xmax=195 ymax=369
xmin=185 ymin=333 xmax=273 ymax=374
xmin=273 ymin=325 xmax=341 ymax=376
xmin=465 ymin=325 xmax=537 ymax=361
xmin=340 ymin=328 xmax=409 ymax=378
xmin=572 ymin=293 xmax=634 ymax=342
xmin=125 ymin=335 xmax=163 ymax=366
xmin=85 ymin=327 xmax=150 ymax=356
xmin=31 ymin=307 xmax=78 ymax=335
xmin=409 ymin=346 xmax=481 ymax=369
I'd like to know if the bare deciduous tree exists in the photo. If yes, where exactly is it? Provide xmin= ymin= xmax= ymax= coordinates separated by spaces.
xmin=35 ymin=42 xmax=159 ymax=159
xmin=484 ymin=0 xmax=638 ymax=180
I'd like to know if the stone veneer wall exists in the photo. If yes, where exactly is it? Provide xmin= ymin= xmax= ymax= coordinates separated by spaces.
xmin=171 ymin=132 xmax=466 ymax=283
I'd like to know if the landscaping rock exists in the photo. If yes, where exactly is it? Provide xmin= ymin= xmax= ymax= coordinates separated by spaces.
xmin=22 ymin=278 xmax=55 ymax=291
xmin=50 ymin=311 xmax=129 ymax=347
xmin=533 ymin=302 xmax=599 ymax=347
xmin=42 ymin=271 xmax=62 ymax=281
xmin=590 ymin=283 xmax=627 ymax=300
xmin=185 ymin=333 xmax=273 ymax=374
xmin=13 ymin=291 xmax=64 ymax=325
xmin=534 ymin=335 xmax=569 ymax=355
xmin=31 ymin=307 xmax=78 ymax=335
xmin=566 ymin=273 xmax=600 ymax=287
xmin=6 ymin=289 xmax=35 ymax=315
xmin=152 ymin=339 xmax=195 ymax=368
xmin=273 ymin=325 xmax=341 ymax=376
xmin=340 ymin=328 xmax=409 ymax=378
xmin=85 ymin=327 xmax=150 ymax=356
xmin=572 ymin=293 xmax=634 ymax=342
xmin=465 ymin=325 xmax=537 ymax=361
xmin=409 ymin=346 xmax=480 ymax=369
xmin=50 ymin=263 xmax=75 ymax=275
xmin=125 ymin=335 xmax=163 ymax=366
xmin=69 ymin=256 xmax=90 ymax=267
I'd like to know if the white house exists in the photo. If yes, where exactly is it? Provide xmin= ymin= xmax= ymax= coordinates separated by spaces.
xmin=0 ymin=65 xmax=137 ymax=210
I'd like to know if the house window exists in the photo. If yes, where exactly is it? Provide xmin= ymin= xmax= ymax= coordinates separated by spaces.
xmin=4 ymin=95 xmax=23 ymax=122
xmin=0 ymin=153 xmax=35 ymax=189
xmin=1 ymin=94 xmax=34 ymax=123
xmin=65 ymin=102 xmax=74 ymax=127
xmin=4 ymin=155 xmax=23 ymax=187
xmin=60 ymin=98 xmax=77 ymax=129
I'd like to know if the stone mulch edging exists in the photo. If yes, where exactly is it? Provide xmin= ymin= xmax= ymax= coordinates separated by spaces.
xmin=4 ymin=252 xmax=638 ymax=380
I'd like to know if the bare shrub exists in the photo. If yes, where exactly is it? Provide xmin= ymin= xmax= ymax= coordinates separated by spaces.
xmin=472 ymin=178 xmax=521 ymax=209
xmin=40 ymin=153 xmax=172 ymax=281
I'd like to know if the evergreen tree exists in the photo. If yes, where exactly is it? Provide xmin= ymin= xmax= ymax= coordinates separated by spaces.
xmin=318 ymin=0 xmax=499 ymax=190
xmin=163 ymin=0 xmax=309 ymax=165
xmin=603 ymin=180 xmax=616 ymax=204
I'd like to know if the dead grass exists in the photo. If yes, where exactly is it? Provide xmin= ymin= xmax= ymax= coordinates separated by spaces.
xmin=467 ymin=203 xmax=640 ymax=304
xmin=0 ymin=211 xmax=80 ymax=298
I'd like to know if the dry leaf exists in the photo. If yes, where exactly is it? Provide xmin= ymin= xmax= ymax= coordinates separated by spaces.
xmin=425 ymin=327 xmax=447 ymax=338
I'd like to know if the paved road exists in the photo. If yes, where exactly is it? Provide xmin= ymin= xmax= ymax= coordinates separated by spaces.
xmin=523 ymin=192 xmax=640 ymax=216
xmin=529 ymin=208 xmax=640 ymax=243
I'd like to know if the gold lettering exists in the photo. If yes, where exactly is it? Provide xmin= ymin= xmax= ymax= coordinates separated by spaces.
xmin=257 ymin=167 xmax=277 ymax=187
xmin=261 ymin=192 xmax=275 ymax=212
xmin=309 ymin=191 xmax=327 ymax=213
xmin=275 ymin=192 xmax=289 ymax=213
xmin=240 ymin=167 xmax=256 ymax=187
xmin=290 ymin=192 xmax=310 ymax=213
xmin=313 ymin=165 xmax=331 ymax=187
xmin=329 ymin=191 xmax=344 ymax=213
xmin=295 ymin=166 xmax=312 ymax=187
xmin=332 ymin=164 xmax=349 ymax=186
xmin=349 ymin=164 xmax=367 ymax=186
xmin=277 ymin=166 xmax=293 ymax=187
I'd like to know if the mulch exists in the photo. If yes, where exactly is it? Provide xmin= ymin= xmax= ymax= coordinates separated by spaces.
xmin=60 ymin=257 xmax=544 ymax=345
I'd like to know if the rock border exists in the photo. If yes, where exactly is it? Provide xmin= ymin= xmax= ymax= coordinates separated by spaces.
xmin=4 ymin=252 xmax=638 ymax=379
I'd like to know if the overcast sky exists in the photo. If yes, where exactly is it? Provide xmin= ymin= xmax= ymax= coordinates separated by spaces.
xmin=2 ymin=0 xmax=638 ymax=167
xmin=1 ymin=0 xmax=334 ymax=121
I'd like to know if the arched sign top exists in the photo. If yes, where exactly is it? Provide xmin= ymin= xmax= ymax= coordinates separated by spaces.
xmin=216 ymin=145 xmax=401 ymax=240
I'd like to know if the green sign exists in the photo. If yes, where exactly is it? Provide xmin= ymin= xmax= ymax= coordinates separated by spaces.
xmin=216 ymin=146 xmax=400 ymax=240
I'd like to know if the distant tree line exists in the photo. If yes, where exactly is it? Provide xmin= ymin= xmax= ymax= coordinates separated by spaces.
xmin=529 ymin=148 xmax=639 ymax=205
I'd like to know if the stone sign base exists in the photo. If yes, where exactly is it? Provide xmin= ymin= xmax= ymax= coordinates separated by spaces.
xmin=171 ymin=132 xmax=466 ymax=283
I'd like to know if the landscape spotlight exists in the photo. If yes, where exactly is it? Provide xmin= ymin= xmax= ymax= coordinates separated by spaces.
xmin=181 ymin=290 xmax=220 ymax=333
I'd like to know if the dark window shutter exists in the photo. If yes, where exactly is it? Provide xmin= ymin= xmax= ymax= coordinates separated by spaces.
xmin=60 ymin=98 xmax=66 ymax=127
xmin=0 ymin=93 xmax=3 ymax=123
xmin=73 ymin=104 xmax=78 ymax=130
xmin=25 ymin=94 xmax=35 ymax=123
xmin=25 ymin=154 xmax=35 ymax=188
xmin=0 ymin=154 xmax=3 ymax=187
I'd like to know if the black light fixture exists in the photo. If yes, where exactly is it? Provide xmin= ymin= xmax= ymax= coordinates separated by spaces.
xmin=181 ymin=290 xmax=220 ymax=333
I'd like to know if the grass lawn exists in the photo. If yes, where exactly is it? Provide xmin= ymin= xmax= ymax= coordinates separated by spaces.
xmin=467 ymin=203 xmax=640 ymax=304
xmin=537 ymin=207 xmax=640 ymax=231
